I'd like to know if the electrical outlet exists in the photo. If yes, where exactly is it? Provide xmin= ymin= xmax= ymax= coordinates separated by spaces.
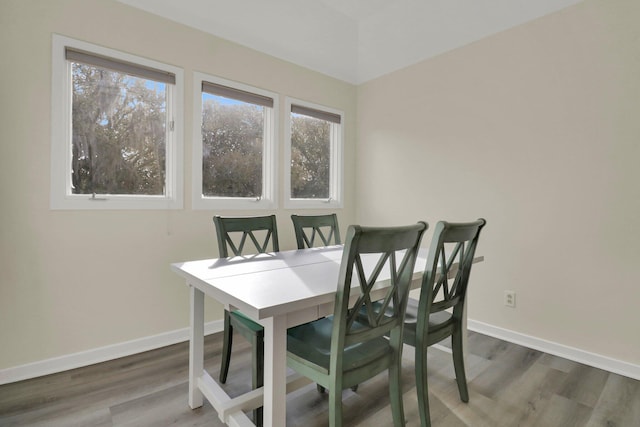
xmin=504 ymin=290 xmax=516 ymax=308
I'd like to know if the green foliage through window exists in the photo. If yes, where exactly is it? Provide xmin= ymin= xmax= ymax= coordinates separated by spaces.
xmin=291 ymin=114 xmax=330 ymax=199
xmin=201 ymin=95 xmax=264 ymax=198
xmin=71 ymin=64 xmax=167 ymax=195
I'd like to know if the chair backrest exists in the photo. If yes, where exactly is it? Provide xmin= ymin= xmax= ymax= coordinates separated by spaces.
xmin=291 ymin=214 xmax=341 ymax=249
xmin=417 ymin=219 xmax=486 ymax=337
xmin=213 ymin=215 xmax=280 ymax=257
xmin=331 ymin=222 xmax=428 ymax=370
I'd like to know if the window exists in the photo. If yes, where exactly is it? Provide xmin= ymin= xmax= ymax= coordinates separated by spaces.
xmin=285 ymin=98 xmax=343 ymax=209
xmin=192 ymin=73 xmax=277 ymax=210
xmin=51 ymin=35 xmax=183 ymax=209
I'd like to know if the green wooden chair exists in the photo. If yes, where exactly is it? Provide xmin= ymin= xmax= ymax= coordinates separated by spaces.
xmin=213 ymin=214 xmax=280 ymax=427
xmin=287 ymin=222 xmax=428 ymax=427
xmin=406 ymin=219 xmax=486 ymax=427
xmin=291 ymin=213 xmax=341 ymax=248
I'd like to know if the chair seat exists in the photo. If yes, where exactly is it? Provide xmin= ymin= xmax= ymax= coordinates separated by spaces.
xmin=402 ymin=298 xmax=453 ymax=346
xmin=230 ymin=310 xmax=264 ymax=334
xmin=287 ymin=316 xmax=393 ymax=374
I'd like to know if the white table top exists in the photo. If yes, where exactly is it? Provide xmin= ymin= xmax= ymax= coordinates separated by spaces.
xmin=171 ymin=245 xmax=430 ymax=321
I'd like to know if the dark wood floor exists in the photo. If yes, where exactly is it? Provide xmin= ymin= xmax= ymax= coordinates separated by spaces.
xmin=1 ymin=331 xmax=638 ymax=426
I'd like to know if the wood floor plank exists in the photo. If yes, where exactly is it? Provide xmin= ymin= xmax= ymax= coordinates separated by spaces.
xmin=469 ymin=343 xmax=543 ymax=399
xmin=446 ymin=392 xmax=509 ymax=427
xmin=584 ymin=373 xmax=640 ymax=427
xmin=110 ymin=383 xmax=223 ymax=427
xmin=531 ymin=394 xmax=592 ymax=427
xmin=557 ymin=364 xmax=610 ymax=408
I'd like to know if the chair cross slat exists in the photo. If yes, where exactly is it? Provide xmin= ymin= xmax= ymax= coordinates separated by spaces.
xmin=434 ymin=241 xmax=467 ymax=301
xmin=347 ymin=254 xmax=384 ymax=331
xmin=347 ymin=248 xmax=419 ymax=332
xmin=291 ymin=214 xmax=341 ymax=249
xmin=303 ymin=227 xmax=334 ymax=247
xmin=231 ymin=230 xmax=274 ymax=256
xmin=225 ymin=233 xmax=244 ymax=256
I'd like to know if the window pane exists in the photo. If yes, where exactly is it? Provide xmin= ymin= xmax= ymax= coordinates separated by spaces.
xmin=201 ymin=93 xmax=263 ymax=198
xmin=290 ymin=113 xmax=330 ymax=199
xmin=71 ymin=63 xmax=167 ymax=195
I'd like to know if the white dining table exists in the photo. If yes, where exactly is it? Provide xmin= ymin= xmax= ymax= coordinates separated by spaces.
xmin=171 ymin=245 xmax=481 ymax=427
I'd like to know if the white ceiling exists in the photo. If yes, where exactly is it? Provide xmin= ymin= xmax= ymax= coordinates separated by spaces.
xmin=118 ymin=0 xmax=582 ymax=84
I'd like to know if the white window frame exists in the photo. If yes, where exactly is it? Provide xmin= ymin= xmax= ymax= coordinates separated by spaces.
xmin=50 ymin=34 xmax=184 ymax=210
xmin=284 ymin=97 xmax=343 ymax=209
xmin=192 ymin=72 xmax=278 ymax=210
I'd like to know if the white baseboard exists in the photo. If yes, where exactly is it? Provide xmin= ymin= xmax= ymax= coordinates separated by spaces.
xmin=468 ymin=319 xmax=640 ymax=381
xmin=0 ymin=320 xmax=224 ymax=385
xmin=2 ymin=319 xmax=638 ymax=386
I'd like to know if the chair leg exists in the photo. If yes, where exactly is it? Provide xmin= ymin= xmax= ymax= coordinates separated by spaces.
xmin=415 ymin=345 xmax=432 ymax=427
xmin=388 ymin=356 xmax=406 ymax=427
xmin=252 ymin=334 xmax=264 ymax=427
xmin=328 ymin=386 xmax=343 ymax=427
xmin=451 ymin=328 xmax=469 ymax=403
xmin=219 ymin=311 xmax=233 ymax=384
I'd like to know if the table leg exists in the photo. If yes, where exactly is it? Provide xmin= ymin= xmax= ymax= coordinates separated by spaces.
xmin=189 ymin=285 xmax=204 ymax=409
xmin=261 ymin=314 xmax=287 ymax=427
